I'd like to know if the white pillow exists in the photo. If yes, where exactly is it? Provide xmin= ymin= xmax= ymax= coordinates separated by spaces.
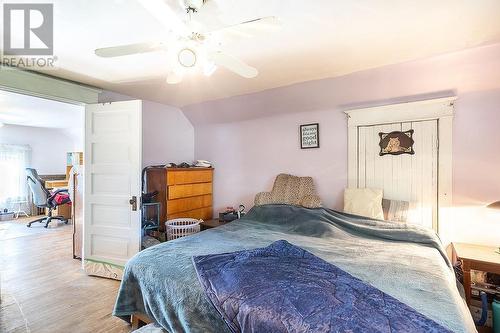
xmin=344 ymin=188 xmax=384 ymax=220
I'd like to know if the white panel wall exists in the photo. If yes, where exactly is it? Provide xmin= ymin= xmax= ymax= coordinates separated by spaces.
xmin=358 ymin=120 xmax=438 ymax=229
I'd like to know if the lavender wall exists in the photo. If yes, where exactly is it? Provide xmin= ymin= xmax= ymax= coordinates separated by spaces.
xmin=184 ymin=43 xmax=500 ymax=246
xmin=194 ymin=109 xmax=347 ymax=210
xmin=142 ymin=100 xmax=194 ymax=167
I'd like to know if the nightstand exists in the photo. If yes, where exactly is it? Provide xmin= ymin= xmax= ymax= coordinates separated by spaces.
xmin=200 ymin=219 xmax=229 ymax=231
xmin=452 ymin=242 xmax=500 ymax=306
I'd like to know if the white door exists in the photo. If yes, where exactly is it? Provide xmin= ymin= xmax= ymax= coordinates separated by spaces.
xmin=357 ymin=120 xmax=438 ymax=229
xmin=84 ymin=100 xmax=142 ymax=279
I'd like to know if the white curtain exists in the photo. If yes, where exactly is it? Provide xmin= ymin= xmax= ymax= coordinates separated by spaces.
xmin=0 ymin=144 xmax=31 ymax=212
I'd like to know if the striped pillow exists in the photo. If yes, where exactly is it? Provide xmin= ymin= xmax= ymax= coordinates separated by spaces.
xmin=382 ymin=199 xmax=409 ymax=222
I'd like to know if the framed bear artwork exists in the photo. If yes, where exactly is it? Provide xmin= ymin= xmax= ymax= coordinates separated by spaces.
xmin=378 ymin=129 xmax=415 ymax=156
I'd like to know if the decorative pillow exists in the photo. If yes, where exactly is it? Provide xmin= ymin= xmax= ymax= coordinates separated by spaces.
xmin=382 ymin=198 xmax=409 ymax=222
xmin=299 ymin=195 xmax=322 ymax=208
xmin=343 ymin=188 xmax=384 ymax=219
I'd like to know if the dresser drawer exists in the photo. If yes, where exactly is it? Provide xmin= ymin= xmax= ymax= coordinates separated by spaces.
xmin=167 ymin=183 xmax=212 ymax=200
xmin=167 ymin=207 xmax=213 ymax=221
xmin=167 ymin=195 xmax=212 ymax=215
xmin=167 ymin=169 xmax=213 ymax=185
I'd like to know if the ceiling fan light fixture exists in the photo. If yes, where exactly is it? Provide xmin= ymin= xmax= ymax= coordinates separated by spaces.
xmin=178 ymin=48 xmax=197 ymax=68
xmin=180 ymin=0 xmax=206 ymax=12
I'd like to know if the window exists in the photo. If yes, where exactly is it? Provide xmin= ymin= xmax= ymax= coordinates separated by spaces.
xmin=0 ymin=144 xmax=31 ymax=211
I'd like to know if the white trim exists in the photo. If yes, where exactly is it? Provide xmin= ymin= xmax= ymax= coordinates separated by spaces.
xmin=0 ymin=66 xmax=101 ymax=104
xmin=437 ymin=116 xmax=453 ymax=235
xmin=345 ymin=97 xmax=455 ymax=234
xmin=345 ymin=97 xmax=456 ymax=126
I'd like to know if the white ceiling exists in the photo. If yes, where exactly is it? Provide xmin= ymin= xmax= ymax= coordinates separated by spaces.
xmin=6 ymin=0 xmax=500 ymax=107
xmin=0 ymin=90 xmax=83 ymax=128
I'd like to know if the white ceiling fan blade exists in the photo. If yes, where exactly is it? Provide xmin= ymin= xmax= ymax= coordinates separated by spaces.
xmin=234 ymin=16 xmax=282 ymax=30
xmin=138 ymin=0 xmax=189 ymax=36
xmin=95 ymin=42 xmax=166 ymax=58
xmin=209 ymin=16 xmax=282 ymax=36
xmin=209 ymin=51 xmax=258 ymax=78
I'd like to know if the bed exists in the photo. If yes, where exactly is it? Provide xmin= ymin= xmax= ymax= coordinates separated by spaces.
xmin=113 ymin=204 xmax=476 ymax=333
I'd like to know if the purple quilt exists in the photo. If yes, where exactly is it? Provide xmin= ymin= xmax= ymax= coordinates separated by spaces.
xmin=193 ymin=240 xmax=453 ymax=333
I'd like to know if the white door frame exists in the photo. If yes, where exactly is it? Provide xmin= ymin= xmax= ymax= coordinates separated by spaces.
xmin=345 ymin=96 xmax=456 ymax=234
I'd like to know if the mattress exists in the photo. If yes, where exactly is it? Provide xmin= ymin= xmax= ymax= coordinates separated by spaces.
xmin=114 ymin=204 xmax=476 ymax=333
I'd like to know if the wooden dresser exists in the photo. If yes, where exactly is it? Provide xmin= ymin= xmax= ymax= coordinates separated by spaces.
xmin=146 ymin=167 xmax=214 ymax=230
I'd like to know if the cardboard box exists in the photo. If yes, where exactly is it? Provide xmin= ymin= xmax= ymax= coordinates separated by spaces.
xmin=47 ymin=203 xmax=71 ymax=220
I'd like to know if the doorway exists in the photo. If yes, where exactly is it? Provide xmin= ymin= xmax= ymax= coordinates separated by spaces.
xmin=0 ymin=89 xmax=84 ymax=234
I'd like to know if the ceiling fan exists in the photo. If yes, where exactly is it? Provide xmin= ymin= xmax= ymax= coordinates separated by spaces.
xmin=95 ymin=0 xmax=281 ymax=84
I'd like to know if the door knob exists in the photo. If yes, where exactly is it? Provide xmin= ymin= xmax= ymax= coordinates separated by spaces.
xmin=129 ymin=196 xmax=137 ymax=211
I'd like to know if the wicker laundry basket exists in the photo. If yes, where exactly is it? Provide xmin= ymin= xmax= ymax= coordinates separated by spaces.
xmin=165 ymin=218 xmax=201 ymax=241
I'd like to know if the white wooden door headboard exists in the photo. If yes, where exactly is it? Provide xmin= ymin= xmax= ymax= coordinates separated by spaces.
xmin=345 ymin=97 xmax=456 ymax=233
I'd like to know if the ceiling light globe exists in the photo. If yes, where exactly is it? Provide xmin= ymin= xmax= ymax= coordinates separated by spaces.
xmin=178 ymin=48 xmax=197 ymax=68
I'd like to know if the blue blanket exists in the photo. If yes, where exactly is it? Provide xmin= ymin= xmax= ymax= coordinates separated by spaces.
xmin=113 ymin=205 xmax=475 ymax=333
xmin=193 ymin=240 xmax=453 ymax=333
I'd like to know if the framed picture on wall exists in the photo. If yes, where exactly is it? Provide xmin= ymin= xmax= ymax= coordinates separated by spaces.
xmin=300 ymin=123 xmax=320 ymax=149
xmin=378 ymin=129 xmax=415 ymax=156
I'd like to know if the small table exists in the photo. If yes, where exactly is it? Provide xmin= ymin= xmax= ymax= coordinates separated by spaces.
xmin=200 ymin=219 xmax=229 ymax=230
xmin=452 ymin=242 xmax=500 ymax=306
xmin=12 ymin=200 xmax=29 ymax=218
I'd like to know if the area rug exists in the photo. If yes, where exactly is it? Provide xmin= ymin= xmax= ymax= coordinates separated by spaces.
xmin=0 ymin=219 xmax=66 ymax=241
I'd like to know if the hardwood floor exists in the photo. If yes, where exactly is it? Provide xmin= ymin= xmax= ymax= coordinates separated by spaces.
xmin=0 ymin=218 xmax=132 ymax=333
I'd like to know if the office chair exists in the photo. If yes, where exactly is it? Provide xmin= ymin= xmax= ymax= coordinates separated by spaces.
xmin=26 ymin=168 xmax=71 ymax=228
